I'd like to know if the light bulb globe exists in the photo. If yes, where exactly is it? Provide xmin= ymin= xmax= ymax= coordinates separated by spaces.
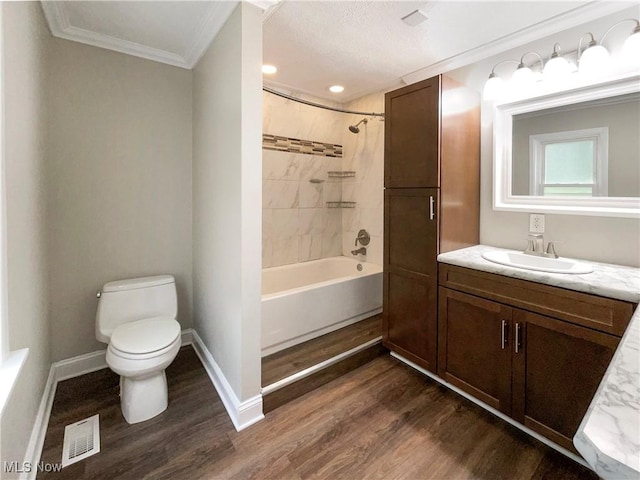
xmin=578 ymin=44 xmax=611 ymax=77
xmin=483 ymin=74 xmax=504 ymax=101
xmin=512 ymin=66 xmax=534 ymax=86
xmin=543 ymin=56 xmax=571 ymax=82
xmin=622 ymin=29 xmax=640 ymax=68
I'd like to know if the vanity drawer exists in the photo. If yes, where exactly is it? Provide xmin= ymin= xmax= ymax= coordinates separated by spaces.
xmin=439 ymin=264 xmax=634 ymax=336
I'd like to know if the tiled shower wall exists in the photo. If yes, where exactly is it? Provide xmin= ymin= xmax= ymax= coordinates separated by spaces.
xmin=262 ymin=89 xmax=386 ymax=268
xmin=262 ymin=91 xmax=345 ymax=268
xmin=341 ymin=92 xmax=385 ymax=266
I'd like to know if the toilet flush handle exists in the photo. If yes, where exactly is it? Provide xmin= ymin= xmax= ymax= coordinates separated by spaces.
xmin=96 ymin=291 xmax=102 ymax=298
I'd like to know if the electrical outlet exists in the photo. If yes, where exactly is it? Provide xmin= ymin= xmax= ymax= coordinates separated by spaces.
xmin=529 ymin=214 xmax=545 ymax=233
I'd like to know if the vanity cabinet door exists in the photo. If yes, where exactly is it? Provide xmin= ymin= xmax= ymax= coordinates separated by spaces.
xmin=511 ymin=309 xmax=619 ymax=451
xmin=437 ymin=288 xmax=513 ymax=415
xmin=384 ymin=76 xmax=440 ymax=188
xmin=383 ymin=188 xmax=438 ymax=371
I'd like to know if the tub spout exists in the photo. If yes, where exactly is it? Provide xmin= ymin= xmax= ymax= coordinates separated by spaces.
xmin=351 ymin=247 xmax=367 ymax=256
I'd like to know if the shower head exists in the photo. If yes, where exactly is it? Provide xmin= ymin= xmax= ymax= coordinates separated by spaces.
xmin=348 ymin=118 xmax=368 ymax=134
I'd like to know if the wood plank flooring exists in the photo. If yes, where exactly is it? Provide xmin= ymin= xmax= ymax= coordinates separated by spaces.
xmin=263 ymin=344 xmax=387 ymax=413
xmin=38 ymin=346 xmax=597 ymax=480
xmin=262 ymin=315 xmax=382 ymax=387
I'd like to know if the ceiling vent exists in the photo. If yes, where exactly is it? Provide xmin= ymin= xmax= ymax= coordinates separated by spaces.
xmin=61 ymin=414 xmax=101 ymax=468
xmin=401 ymin=9 xmax=428 ymax=27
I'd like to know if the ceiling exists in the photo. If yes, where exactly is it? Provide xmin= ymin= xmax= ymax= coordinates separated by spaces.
xmin=41 ymin=1 xmax=637 ymax=102
xmin=41 ymin=1 xmax=240 ymax=68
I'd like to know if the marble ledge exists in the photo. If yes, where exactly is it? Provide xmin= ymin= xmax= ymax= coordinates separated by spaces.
xmin=574 ymin=307 xmax=640 ymax=479
xmin=436 ymin=244 xmax=640 ymax=304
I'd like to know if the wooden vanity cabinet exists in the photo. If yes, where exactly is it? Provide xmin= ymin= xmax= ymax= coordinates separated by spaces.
xmin=437 ymin=288 xmax=513 ymax=415
xmin=438 ymin=264 xmax=634 ymax=452
xmin=511 ymin=309 xmax=619 ymax=450
xmin=383 ymin=75 xmax=480 ymax=372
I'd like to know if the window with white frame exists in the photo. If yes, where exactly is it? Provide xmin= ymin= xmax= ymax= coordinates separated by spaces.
xmin=529 ymin=127 xmax=609 ymax=197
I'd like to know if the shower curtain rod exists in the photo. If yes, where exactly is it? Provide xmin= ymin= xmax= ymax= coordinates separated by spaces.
xmin=263 ymin=86 xmax=385 ymax=118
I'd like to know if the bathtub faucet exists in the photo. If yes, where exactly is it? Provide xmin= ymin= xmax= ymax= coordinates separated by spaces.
xmin=355 ymin=229 xmax=371 ymax=246
xmin=351 ymin=247 xmax=367 ymax=256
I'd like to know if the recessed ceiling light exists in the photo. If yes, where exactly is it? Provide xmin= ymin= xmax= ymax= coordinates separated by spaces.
xmin=401 ymin=9 xmax=428 ymax=27
xmin=262 ymin=64 xmax=277 ymax=74
xmin=329 ymin=85 xmax=344 ymax=93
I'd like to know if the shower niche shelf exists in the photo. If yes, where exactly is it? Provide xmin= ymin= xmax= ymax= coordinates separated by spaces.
xmin=326 ymin=201 xmax=356 ymax=209
xmin=328 ymin=171 xmax=356 ymax=178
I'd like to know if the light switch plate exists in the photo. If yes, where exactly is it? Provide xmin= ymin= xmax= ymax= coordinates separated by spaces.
xmin=529 ymin=214 xmax=545 ymax=233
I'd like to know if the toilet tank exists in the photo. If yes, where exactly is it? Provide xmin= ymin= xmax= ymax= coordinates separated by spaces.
xmin=96 ymin=275 xmax=177 ymax=343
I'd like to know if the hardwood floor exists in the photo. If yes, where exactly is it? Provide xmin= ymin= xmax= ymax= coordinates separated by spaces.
xmin=262 ymin=344 xmax=387 ymax=414
xmin=38 ymin=346 xmax=596 ymax=480
xmin=262 ymin=315 xmax=382 ymax=387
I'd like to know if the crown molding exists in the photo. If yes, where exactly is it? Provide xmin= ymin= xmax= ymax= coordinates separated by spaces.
xmin=263 ymin=77 xmax=403 ymax=105
xmin=183 ymin=1 xmax=238 ymax=68
xmin=41 ymin=1 xmax=239 ymax=70
xmin=401 ymin=1 xmax=636 ymax=85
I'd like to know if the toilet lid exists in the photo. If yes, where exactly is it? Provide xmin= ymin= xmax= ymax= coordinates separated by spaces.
xmin=110 ymin=317 xmax=180 ymax=355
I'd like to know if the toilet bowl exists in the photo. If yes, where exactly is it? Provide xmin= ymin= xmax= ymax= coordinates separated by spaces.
xmin=105 ymin=316 xmax=181 ymax=424
xmin=96 ymin=275 xmax=180 ymax=424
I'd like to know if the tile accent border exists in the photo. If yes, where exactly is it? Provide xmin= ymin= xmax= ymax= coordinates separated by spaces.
xmin=263 ymin=133 xmax=342 ymax=158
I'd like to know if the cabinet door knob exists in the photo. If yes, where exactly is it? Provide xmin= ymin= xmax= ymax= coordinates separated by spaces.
xmin=515 ymin=322 xmax=522 ymax=353
xmin=429 ymin=196 xmax=435 ymax=220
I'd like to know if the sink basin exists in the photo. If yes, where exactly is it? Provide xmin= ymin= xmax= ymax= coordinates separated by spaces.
xmin=481 ymin=251 xmax=594 ymax=274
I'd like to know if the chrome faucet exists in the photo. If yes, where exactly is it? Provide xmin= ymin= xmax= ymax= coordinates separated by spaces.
xmin=523 ymin=234 xmax=559 ymax=258
xmin=351 ymin=247 xmax=367 ymax=256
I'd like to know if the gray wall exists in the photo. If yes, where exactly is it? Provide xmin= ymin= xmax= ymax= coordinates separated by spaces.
xmin=47 ymin=38 xmax=193 ymax=361
xmin=446 ymin=6 xmax=640 ymax=267
xmin=1 ymin=1 xmax=51 ymax=471
xmin=193 ymin=2 xmax=262 ymax=401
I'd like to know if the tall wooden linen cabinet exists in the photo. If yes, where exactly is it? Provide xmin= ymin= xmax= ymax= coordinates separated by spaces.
xmin=383 ymin=75 xmax=480 ymax=372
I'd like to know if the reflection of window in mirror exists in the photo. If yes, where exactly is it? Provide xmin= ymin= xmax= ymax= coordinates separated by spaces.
xmin=529 ymin=128 xmax=609 ymax=196
xmin=510 ymin=91 xmax=640 ymax=199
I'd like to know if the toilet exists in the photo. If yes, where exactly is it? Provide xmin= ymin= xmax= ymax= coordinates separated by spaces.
xmin=96 ymin=275 xmax=181 ymax=424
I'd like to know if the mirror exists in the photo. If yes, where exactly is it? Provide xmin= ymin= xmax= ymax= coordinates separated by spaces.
xmin=493 ymin=74 xmax=640 ymax=218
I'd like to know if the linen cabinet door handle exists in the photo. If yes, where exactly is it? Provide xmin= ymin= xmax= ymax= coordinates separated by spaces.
xmin=501 ymin=320 xmax=508 ymax=349
xmin=429 ymin=196 xmax=435 ymax=220
xmin=515 ymin=322 xmax=521 ymax=353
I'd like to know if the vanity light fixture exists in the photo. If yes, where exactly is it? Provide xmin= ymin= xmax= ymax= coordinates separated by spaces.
xmin=483 ymin=60 xmax=519 ymax=100
xmin=484 ymin=18 xmax=640 ymax=102
xmin=329 ymin=85 xmax=345 ymax=93
xmin=262 ymin=64 xmax=278 ymax=74
xmin=579 ymin=19 xmax=640 ymax=74
xmin=512 ymin=52 xmax=544 ymax=88
xmin=578 ymin=33 xmax=610 ymax=77
xmin=542 ymin=43 xmax=572 ymax=82
xmin=621 ymin=20 xmax=640 ymax=64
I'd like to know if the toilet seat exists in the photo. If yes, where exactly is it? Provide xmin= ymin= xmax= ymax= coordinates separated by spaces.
xmin=109 ymin=316 xmax=180 ymax=360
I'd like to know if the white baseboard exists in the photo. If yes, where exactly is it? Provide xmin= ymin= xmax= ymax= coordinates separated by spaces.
xmin=20 ymin=366 xmax=56 ymax=480
xmin=190 ymin=329 xmax=264 ymax=432
xmin=390 ymin=351 xmax=591 ymax=470
xmin=20 ymin=328 xmax=196 ymax=479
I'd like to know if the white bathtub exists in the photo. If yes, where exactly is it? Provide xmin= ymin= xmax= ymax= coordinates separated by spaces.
xmin=261 ymin=256 xmax=383 ymax=356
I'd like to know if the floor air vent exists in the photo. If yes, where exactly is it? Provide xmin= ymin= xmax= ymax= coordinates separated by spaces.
xmin=61 ymin=414 xmax=100 ymax=467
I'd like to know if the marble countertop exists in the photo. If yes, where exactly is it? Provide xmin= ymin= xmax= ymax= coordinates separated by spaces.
xmin=574 ymin=307 xmax=640 ymax=479
xmin=437 ymin=244 xmax=640 ymax=303
xmin=438 ymin=245 xmax=640 ymax=478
